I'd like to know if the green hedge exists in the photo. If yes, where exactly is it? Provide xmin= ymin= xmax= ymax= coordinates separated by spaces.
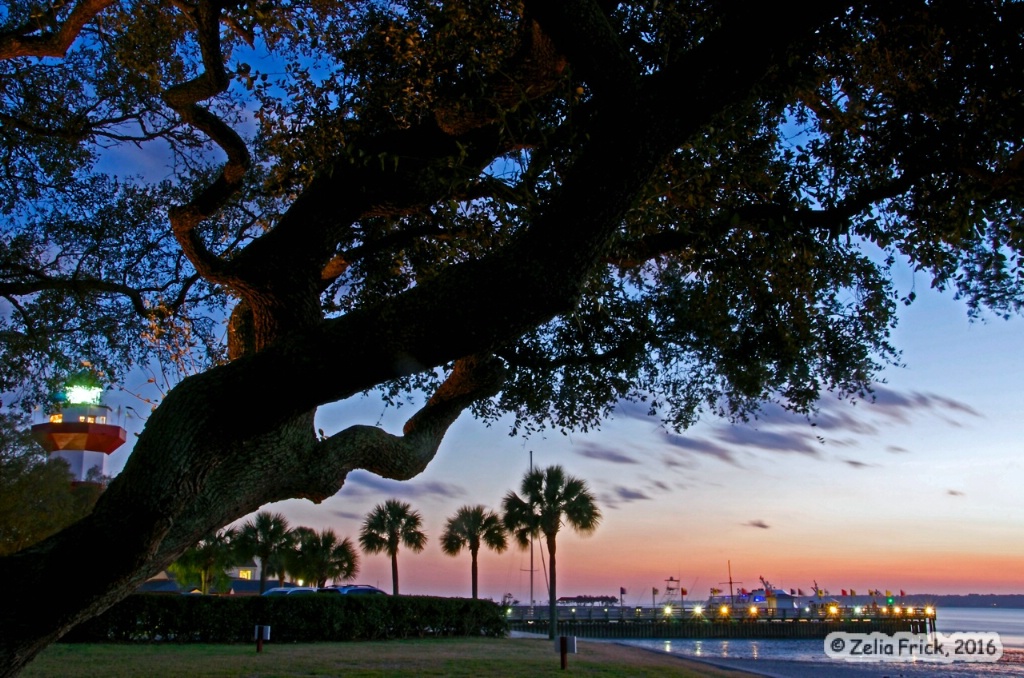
xmin=61 ymin=594 xmax=508 ymax=643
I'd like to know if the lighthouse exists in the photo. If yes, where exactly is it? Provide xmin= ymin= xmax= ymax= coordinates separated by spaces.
xmin=31 ymin=379 xmax=127 ymax=484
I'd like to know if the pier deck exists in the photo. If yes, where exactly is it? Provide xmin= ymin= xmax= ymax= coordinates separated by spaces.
xmin=505 ymin=605 xmax=936 ymax=639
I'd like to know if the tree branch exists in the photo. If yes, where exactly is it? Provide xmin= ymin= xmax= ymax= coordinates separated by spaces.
xmin=0 ymin=273 xmax=155 ymax=318
xmin=0 ymin=0 xmax=114 ymax=60
xmin=522 ymin=0 xmax=638 ymax=97
xmin=227 ymin=15 xmax=567 ymax=301
xmin=165 ymin=0 xmax=251 ymax=282
xmin=290 ymin=355 xmax=507 ymax=501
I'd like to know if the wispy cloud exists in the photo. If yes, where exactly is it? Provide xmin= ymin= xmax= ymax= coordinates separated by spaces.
xmin=598 ymin=484 xmax=652 ymax=509
xmin=613 ymin=486 xmax=651 ymax=501
xmin=615 ymin=383 xmax=979 ymax=471
xmin=715 ymin=426 xmax=821 ymax=456
xmin=758 ymin=400 xmax=879 ymax=435
xmin=343 ymin=471 xmax=465 ymax=501
xmin=947 ymin=489 xmax=965 ymax=497
xmin=744 ymin=519 xmax=771 ymax=529
xmin=576 ymin=442 xmax=639 ymax=464
xmin=661 ymin=454 xmax=696 ymax=469
xmin=866 ymin=386 xmax=982 ymax=422
xmin=611 ymin=399 xmax=657 ymax=421
xmin=842 ymin=459 xmax=873 ymax=469
xmin=663 ymin=432 xmax=739 ymax=465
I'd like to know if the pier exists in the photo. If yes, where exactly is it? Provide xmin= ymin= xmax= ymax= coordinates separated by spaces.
xmin=505 ymin=604 xmax=937 ymax=639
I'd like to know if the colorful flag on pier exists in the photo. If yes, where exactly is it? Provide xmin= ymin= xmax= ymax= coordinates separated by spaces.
xmin=900 ymin=590 xmax=906 ymax=597
xmin=798 ymin=588 xmax=806 ymax=596
xmin=885 ymin=590 xmax=893 ymax=597
xmin=620 ymin=587 xmax=627 ymax=595
xmin=790 ymin=589 xmax=796 ymax=595
xmin=841 ymin=589 xmax=848 ymax=596
xmin=680 ymin=588 xmax=688 ymax=595
xmin=850 ymin=589 xmax=857 ymax=596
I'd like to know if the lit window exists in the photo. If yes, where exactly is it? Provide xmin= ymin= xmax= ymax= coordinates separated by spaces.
xmin=86 ymin=416 xmax=96 ymax=423
xmin=79 ymin=416 xmax=86 ymax=423
xmin=238 ymin=570 xmax=252 ymax=580
xmin=49 ymin=414 xmax=63 ymax=423
xmin=97 ymin=416 xmax=106 ymax=424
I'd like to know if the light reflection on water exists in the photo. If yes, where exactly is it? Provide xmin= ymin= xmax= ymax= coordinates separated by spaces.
xmin=619 ymin=608 xmax=1024 ymax=677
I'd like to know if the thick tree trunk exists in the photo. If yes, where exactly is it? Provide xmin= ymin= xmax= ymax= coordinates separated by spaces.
xmin=391 ymin=552 xmax=400 ymax=596
xmin=0 ymin=353 xmax=502 ymax=675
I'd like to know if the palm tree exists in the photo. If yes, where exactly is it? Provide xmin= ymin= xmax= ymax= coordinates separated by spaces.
xmin=440 ymin=505 xmax=507 ymax=599
xmin=234 ymin=510 xmax=294 ymax=593
xmin=290 ymin=527 xmax=360 ymax=587
xmin=282 ymin=525 xmax=316 ymax=586
xmin=502 ymin=465 xmax=601 ymax=639
xmin=358 ymin=499 xmax=427 ymax=595
xmin=169 ymin=527 xmax=239 ymax=594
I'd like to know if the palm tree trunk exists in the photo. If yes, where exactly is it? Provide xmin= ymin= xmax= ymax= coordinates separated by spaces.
xmin=391 ymin=552 xmax=400 ymax=595
xmin=470 ymin=547 xmax=479 ymax=599
xmin=547 ymin=534 xmax=557 ymax=640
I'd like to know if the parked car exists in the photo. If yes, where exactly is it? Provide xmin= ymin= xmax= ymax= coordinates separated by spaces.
xmin=261 ymin=586 xmax=319 ymax=596
xmin=318 ymin=584 xmax=388 ymax=596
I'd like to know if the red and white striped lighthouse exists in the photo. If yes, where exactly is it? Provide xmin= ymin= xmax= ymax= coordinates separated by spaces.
xmin=31 ymin=381 xmax=127 ymax=484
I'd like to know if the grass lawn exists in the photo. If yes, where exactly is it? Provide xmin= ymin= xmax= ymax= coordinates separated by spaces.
xmin=23 ymin=636 xmax=758 ymax=677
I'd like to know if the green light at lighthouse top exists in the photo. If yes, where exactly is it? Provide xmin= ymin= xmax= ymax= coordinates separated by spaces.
xmin=65 ymin=385 xmax=103 ymax=406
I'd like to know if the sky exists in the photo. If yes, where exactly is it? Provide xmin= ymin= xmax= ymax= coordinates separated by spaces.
xmin=91 ymin=267 xmax=1024 ymax=605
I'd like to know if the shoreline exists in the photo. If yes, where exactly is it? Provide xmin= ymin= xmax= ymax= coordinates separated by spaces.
xmin=603 ymin=640 xmax=1024 ymax=678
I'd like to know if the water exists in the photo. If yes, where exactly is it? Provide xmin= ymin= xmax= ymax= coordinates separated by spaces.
xmin=614 ymin=608 xmax=1024 ymax=677
xmin=935 ymin=609 xmax=1024 ymax=649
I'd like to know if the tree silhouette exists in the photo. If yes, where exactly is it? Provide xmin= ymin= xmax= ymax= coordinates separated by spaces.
xmin=0 ymin=412 xmax=103 ymax=557
xmin=440 ymin=505 xmax=507 ymax=599
xmin=4 ymin=3 xmax=1024 ymax=671
xmin=234 ymin=511 xmax=293 ymax=594
xmin=358 ymin=499 xmax=427 ymax=595
xmin=289 ymin=527 xmax=359 ymax=588
xmin=503 ymin=465 xmax=601 ymax=639
xmin=169 ymin=527 xmax=238 ymax=595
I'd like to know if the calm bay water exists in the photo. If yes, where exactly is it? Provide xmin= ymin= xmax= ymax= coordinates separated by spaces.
xmin=616 ymin=608 xmax=1024 ymax=677
xmin=934 ymin=608 xmax=1024 ymax=648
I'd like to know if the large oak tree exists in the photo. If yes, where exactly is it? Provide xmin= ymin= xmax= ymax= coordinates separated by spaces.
xmin=2 ymin=1 xmax=1023 ymax=673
